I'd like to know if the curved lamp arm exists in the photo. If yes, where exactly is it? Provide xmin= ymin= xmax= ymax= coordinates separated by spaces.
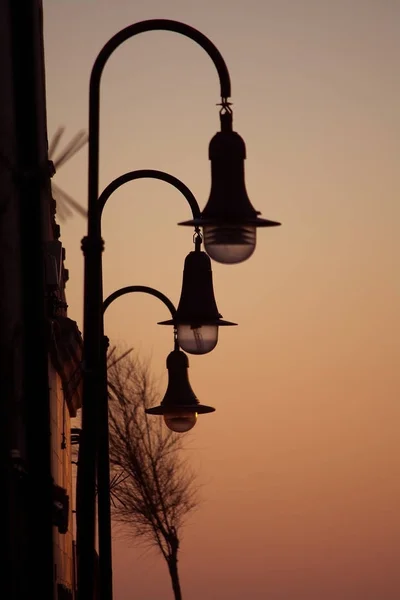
xmin=98 ymin=169 xmax=201 ymax=221
xmin=91 ymin=20 xmax=231 ymax=100
xmin=88 ymin=19 xmax=231 ymax=236
xmin=103 ymin=285 xmax=177 ymax=319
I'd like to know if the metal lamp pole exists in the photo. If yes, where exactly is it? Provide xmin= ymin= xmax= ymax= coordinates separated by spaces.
xmin=78 ymin=19 xmax=231 ymax=598
xmin=99 ymin=286 xmax=178 ymax=600
xmin=94 ymin=170 xmax=202 ymax=600
xmin=78 ymin=17 xmax=283 ymax=600
xmin=77 ymin=27 xmax=230 ymax=600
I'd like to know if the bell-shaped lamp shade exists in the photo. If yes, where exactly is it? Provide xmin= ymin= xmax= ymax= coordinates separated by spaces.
xmin=178 ymin=111 xmax=281 ymax=264
xmin=158 ymin=250 xmax=236 ymax=355
xmin=145 ymin=349 xmax=215 ymax=433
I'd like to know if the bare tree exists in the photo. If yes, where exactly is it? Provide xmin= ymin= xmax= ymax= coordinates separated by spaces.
xmin=107 ymin=348 xmax=198 ymax=600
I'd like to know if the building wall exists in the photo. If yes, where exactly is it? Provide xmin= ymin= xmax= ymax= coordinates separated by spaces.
xmin=0 ymin=2 xmax=82 ymax=598
xmin=49 ymin=360 xmax=74 ymax=591
xmin=0 ymin=4 xmax=29 ymax=596
xmin=48 ymin=314 xmax=83 ymax=599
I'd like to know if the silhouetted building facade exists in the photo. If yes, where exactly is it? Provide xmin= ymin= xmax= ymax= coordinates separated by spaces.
xmin=0 ymin=2 xmax=82 ymax=599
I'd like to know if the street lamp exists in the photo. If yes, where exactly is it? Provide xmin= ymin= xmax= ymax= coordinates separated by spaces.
xmin=82 ymin=168 xmax=231 ymax=600
xmin=151 ymin=348 xmax=214 ymax=432
xmin=79 ymin=17 xmax=281 ymax=600
xmin=158 ymin=233 xmax=236 ymax=354
xmin=179 ymin=109 xmax=281 ymax=264
xmin=98 ymin=285 xmax=214 ymax=600
xmin=103 ymin=285 xmax=215 ymax=433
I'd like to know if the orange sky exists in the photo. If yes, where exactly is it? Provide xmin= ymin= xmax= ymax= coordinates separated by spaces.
xmin=43 ymin=1 xmax=400 ymax=598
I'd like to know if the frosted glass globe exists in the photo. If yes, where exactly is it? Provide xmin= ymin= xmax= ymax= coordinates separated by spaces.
xmin=177 ymin=324 xmax=218 ymax=355
xmin=203 ymin=224 xmax=256 ymax=264
xmin=163 ymin=411 xmax=198 ymax=433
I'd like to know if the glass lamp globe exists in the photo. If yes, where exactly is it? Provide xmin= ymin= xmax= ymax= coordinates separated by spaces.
xmin=176 ymin=323 xmax=218 ymax=355
xmin=202 ymin=223 xmax=256 ymax=264
xmin=163 ymin=410 xmax=198 ymax=433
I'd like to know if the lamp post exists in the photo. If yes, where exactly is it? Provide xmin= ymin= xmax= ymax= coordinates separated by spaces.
xmin=80 ymin=168 xmax=231 ymax=600
xmin=79 ymin=18 xmax=281 ymax=600
xmin=99 ymin=285 xmax=214 ymax=600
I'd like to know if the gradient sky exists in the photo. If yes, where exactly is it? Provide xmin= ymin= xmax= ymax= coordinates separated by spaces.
xmin=43 ymin=1 xmax=400 ymax=599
